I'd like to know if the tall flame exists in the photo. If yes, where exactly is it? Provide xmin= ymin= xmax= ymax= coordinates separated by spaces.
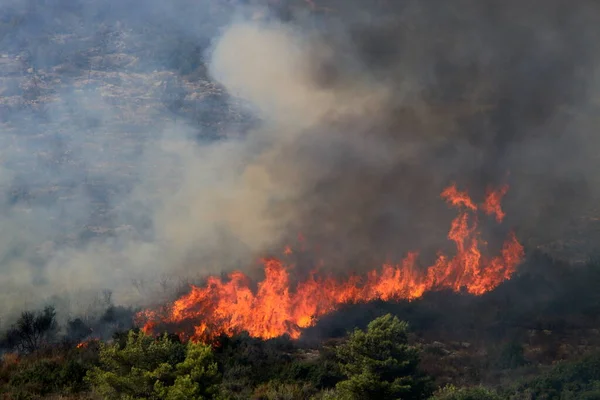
xmin=137 ymin=184 xmax=524 ymax=342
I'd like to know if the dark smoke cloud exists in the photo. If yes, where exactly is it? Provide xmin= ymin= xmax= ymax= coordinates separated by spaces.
xmin=291 ymin=0 xmax=600 ymax=263
xmin=208 ymin=0 xmax=600 ymax=269
xmin=1 ymin=0 xmax=600 ymax=327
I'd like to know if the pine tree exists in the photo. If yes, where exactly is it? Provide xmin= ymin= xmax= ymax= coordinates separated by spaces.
xmin=334 ymin=314 xmax=431 ymax=400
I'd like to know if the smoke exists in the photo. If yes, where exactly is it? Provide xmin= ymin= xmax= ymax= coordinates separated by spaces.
xmin=2 ymin=0 xmax=600 ymax=328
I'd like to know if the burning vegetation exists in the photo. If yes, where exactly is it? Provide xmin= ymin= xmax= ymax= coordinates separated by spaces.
xmin=137 ymin=183 xmax=524 ymax=342
xmin=5 ymin=0 xmax=600 ymax=398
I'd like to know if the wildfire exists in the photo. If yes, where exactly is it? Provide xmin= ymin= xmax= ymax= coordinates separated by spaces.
xmin=137 ymin=183 xmax=524 ymax=343
xmin=482 ymin=184 xmax=509 ymax=222
xmin=76 ymin=338 xmax=98 ymax=349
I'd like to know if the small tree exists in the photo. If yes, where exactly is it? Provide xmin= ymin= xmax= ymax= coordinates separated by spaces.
xmin=85 ymin=330 xmax=221 ymax=400
xmin=334 ymin=314 xmax=431 ymax=400
xmin=3 ymin=306 xmax=58 ymax=353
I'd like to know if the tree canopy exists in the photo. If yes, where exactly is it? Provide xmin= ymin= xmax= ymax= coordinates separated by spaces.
xmin=85 ymin=330 xmax=221 ymax=400
xmin=334 ymin=313 xmax=432 ymax=400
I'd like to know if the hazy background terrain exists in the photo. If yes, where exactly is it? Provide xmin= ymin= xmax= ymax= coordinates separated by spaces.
xmin=2 ymin=0 xmax=600 ymax=329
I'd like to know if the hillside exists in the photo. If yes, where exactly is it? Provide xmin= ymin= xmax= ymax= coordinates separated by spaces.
xmin=3 ymin=1 xmax=600 ymax=399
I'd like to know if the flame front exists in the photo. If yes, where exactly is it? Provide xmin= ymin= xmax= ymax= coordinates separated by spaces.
xmin=138 ymin=184 xmax=524 ymax=342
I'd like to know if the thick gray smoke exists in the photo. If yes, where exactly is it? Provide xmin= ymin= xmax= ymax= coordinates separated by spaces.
xmin=1 ymin=0 xmax=600 ymax=327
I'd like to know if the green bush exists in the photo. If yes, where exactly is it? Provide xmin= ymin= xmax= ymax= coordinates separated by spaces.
xmin=430 ymin=385 xmax=504 ymax=400
xmin=281 ymin=357 xmax=343 ymax=390
xmin=509 ymin=352 xmax=600 ymax=399
xmin=252 ymin=380 xmax=317 ymax=400
xmin=85 ymin=330 xmax=221 ymax=400
xmin=215 ymin=333 xmax=343 ymax=398
xmin=60 ymin=358 xmax=90 ymax=392
xmin=8 ymin=358 xmax=62 ymax=395
xmin=2 ymin=354 xmax=91 ymax=398
xmin=216 ymin=334 xmax=297 ymax=388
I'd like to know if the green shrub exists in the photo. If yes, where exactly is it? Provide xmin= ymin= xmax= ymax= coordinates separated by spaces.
xmin=281 ymin=357 xmax=343 ymax=390
xmin=85 ymin=330 xmax=221 ymax=400
xmin=216 ymin=334 xmax=296 ymax=387
xmin=0 ymin=346 xmax=96 ymax=398
xmin=252 ymin=380 xmax=317 ymax=400
xmin=508 ymin=352 xmax=600 ymax=399
xmin=430 ymin=385 xmax=504 ymax=400
xmin=9 ymin=358 xmax=62 ymax=395
xmin=60 ymin=358 xmax=90 ymax=392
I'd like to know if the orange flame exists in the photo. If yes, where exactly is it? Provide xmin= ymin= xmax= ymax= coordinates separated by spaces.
xmin=441 ymin=183 xmax=478 ymax=211
xmin=482 ymin=184 xmax=509 ymax=222
xmin=76 ymin=338 xmax=98 ymax=349
xmin=137 ymin=184 xmax=524 ymax=343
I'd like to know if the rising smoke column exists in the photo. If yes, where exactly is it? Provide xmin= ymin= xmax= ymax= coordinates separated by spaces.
xmin=1 ymin=0 xmax=600 ymax=330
